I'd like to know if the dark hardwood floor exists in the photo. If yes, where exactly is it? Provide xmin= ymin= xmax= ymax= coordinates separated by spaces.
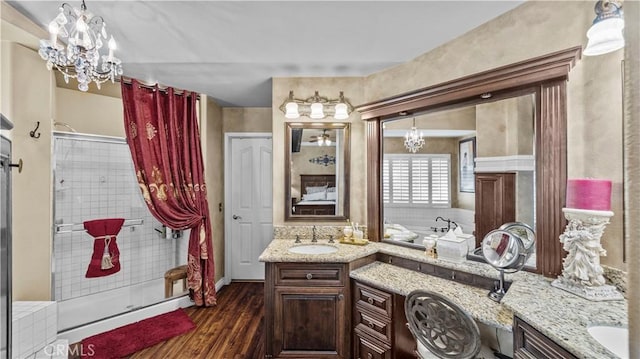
xmin=129 ymin=281 xmax=265 ymax=359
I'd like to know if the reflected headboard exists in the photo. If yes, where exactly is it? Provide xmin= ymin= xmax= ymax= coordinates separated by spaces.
xmin=300 ymin=174 xmax=335 ymax=194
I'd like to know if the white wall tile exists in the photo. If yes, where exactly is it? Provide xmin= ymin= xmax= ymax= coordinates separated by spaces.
xmin=52 ymin=136 xmax=178 ymax=309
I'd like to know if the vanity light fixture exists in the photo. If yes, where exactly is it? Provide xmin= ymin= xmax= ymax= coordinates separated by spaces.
xmin=404 ymin=118 xmax=425 ymax=154
xmin=584 ymin=0 xmax=625 ymax=56
xmin=280 ymin=91 xmax=353 ymax=120
xmin=38 ymin=0 xmax=123 ymax=91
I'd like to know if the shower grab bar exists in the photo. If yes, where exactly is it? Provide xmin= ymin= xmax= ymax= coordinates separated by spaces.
xmin=55 ymin=218 xmax=144 ymax=234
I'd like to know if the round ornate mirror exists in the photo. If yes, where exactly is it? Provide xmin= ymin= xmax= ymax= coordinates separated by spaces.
xmin=482 ymin=222 xmax=535 ymax=271
xmin=482 ymin=222 xmax=536 ymax=302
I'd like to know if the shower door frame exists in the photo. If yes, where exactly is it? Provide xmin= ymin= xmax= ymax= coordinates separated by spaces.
xmin=50 ymin=131 xmax=131 ymax=300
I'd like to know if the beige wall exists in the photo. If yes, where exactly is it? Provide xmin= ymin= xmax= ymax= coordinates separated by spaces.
xmin=365 ymin=1 xmax=625 ymax=269
xmin=272 ymin=77 xmax=365 ymax=225
xmin=55 ymin=88 xmax=124 ymax=137
xmin=201 ymin=97 xmax=225 ymax=282
xmin=223 ymin=107 xmax=271 ymax=133
xmin=624 ymin=2 xmax=639 ymax=356
xmin=476 ymin=96 xmax=534 ymax=157
xmin=2 ymin=42 xmax=54 ymax=300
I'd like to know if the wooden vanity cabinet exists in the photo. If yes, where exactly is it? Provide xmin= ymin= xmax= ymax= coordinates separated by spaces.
xmin=514 ymin=316 xmax=577 ymax=359
xmin=265 ymin=262 xmax=350 ymax=358
xmin=352 ymin=281 xmax=416 ymax=359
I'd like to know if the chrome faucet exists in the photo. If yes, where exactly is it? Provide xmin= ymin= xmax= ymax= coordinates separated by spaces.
xmin=311 ymin=226 xmax=317 ymax=243
xmin=436 ymin=217 xmax=455 ymax=231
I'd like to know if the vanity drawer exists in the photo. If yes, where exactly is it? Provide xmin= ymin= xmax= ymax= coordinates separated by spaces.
xmin=354 ymin=329 xmax=391 ymax=359
xmin=275 ymin=263 xmax=345 ymax=286
xmin=354 ymin=282 xmax=393 ymax=318
xmin=355 ymin=304 xmax=392 ymax=343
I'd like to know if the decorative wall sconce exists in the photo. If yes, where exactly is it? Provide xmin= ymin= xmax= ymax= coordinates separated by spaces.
xmin=584 ymin=0 xmax=625 ymax=56
xmin=279 ymin=91 xmax=353 ymax=120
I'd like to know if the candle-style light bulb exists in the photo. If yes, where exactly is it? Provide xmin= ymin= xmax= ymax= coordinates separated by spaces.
xmin=107 ymin=35 xmax=116 ymax=61
xmin=48 ymin=21 xmax=59 ymax=47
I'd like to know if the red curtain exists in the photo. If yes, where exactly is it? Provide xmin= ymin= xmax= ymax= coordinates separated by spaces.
xmin=122 ymin=79 xmax=216 ymax=306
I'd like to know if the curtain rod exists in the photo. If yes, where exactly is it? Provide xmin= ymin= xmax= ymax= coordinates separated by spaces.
xmin=118 ymin=76 xmax=201 ymax=100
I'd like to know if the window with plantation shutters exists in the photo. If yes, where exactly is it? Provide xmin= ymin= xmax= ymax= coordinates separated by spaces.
xmin=382 ymin=154 xmax=451 ymax=207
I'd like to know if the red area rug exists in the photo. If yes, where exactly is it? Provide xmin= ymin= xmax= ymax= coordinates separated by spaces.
xmin=81 ymin=309 xmax=195 ymax=358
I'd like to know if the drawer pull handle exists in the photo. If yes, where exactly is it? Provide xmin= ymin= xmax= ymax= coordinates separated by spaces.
xmin=451 ymin=272 xmax=456 ymax=280
xmin=306 ymin=273 xmax=313 ymax=280
xmin=368 ymin=353 xmax=373 ymax=359
xmin=367 ymin=320 xmax=374 ymax=329
xmin=367 ymin=297 xmax=374 ymax=305
xmin=338 ymin=294 xmax=344 ymax=301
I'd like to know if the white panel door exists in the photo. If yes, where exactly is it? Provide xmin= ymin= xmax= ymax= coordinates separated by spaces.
xmin=230 ymin=137 xmax=272 ymax=280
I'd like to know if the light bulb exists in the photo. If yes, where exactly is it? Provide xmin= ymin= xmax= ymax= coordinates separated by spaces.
xmin=310 ymin=103 xmax=324 ymax=119
xmin=334 ymin=103 xmax=349 ymax=120
xmin=108 ymin=36 xmax=117 ymax=50
xmin=285 ymin=102 xmax=300 ymax=119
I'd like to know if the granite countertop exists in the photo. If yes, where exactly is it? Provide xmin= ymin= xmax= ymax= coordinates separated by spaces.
xmin=259 ymin=238 xmax=628 ymax=359
xmin=350 ymin=261 xmax=514 ymax=331
xmin=502 ymin=275 xmax=627 ymax=359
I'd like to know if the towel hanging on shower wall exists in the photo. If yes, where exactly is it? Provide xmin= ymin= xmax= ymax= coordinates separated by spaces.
xmin=84 ymin=218 xmax=125 ymax=278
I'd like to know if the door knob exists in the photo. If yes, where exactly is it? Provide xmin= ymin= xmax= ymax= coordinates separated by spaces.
xmin=232 ymin=215 xmax=242 ymax=220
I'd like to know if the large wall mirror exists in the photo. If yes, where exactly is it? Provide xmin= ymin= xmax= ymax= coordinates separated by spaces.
xmin=356 ymin=47 xmax=582 ymax=277
xmin=381 ymin=93 xmax=537 ymax=269
xmin=284 ymin=122 xmax=350 ymax=221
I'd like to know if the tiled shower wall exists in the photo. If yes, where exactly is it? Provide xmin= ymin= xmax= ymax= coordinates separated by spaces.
xmin=53 ymin=134 xmax=180 ymax=301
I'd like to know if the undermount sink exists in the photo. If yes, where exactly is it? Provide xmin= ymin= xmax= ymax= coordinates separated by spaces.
xmin=587 ymin=325 xmax=628 ymax=358
xmin=288 ymin=244 xmax=338 ymax=255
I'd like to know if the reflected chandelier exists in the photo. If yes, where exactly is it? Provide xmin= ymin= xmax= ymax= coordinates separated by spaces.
xmin=280 ymin=91 xmax=353 ymax=120
xmin=584 ymin=0 xmax=625 ymax=56
xmin=38 ymin=0 xmax=123 ymax=91
xmin=404 ymin=118 xmax=425 ymax=153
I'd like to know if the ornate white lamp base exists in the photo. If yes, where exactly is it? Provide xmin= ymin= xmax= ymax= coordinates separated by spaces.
xmin=551 ymin=208 xmax=623 ymax=301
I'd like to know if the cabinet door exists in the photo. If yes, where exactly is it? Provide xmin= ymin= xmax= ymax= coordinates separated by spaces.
xmin=514 ymin=317 xmax=577 ymax=359
xmin=475 ymin=173 xmax=516 ymax=246
xmin=354 ymin=331 xmax=391 ymax=359
xmin=273 ymin=286 xmax=346 ymax=358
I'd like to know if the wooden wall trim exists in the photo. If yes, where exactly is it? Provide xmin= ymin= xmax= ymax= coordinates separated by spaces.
xmin=367 ymin=121 xmax=381 ymax=242
xmin=536 ymin=81 xmax=568 ymax=277
xmin=356 ymin=46 xmax=581 ymax=120
xmin=360 ymin=47 xmax=580 ymax=277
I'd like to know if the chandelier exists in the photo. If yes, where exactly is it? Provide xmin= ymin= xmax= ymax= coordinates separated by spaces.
xmin=38 ymin=0 xmax=123 ymax=91
xmin=311 ymin=129 xmax=332 ymax=146
xmin=404 ymin=118 xmax=425 ymax=153
xmin=280 ymin=91 xmax=353 ymax=120
xmin=584 ymin=0 xmax=625 ymax=56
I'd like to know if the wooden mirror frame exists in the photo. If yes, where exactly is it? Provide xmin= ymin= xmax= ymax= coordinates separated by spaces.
xmin=356 ymin=46 xmax=582 ymax=277
xmin=284 ymin=122 xmax=351 ymax=222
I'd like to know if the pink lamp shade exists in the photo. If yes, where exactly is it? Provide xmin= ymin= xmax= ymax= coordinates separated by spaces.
xmin=566 ymin=178 xmax=612 ymax=211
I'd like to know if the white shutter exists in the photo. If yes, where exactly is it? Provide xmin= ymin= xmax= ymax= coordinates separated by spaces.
xmin=383 ymin=154 xmax=450 ymax=207
xmin=431 ymin=157 xmax=450 ymax=205
xmin=391 ymin=158 xmax=410 ymax=203
xmin=411 ymin=157 xmax=430 ymax=204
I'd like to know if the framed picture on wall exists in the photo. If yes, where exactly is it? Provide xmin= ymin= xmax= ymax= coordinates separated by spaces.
xmin=459 ymin=137 xmax=476 ymax=193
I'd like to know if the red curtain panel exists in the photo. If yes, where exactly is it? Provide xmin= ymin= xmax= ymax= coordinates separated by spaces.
xmin=121 ymin=79 xmax=216 ymax=306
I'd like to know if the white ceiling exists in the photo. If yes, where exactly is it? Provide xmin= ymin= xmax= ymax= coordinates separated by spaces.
xmin=8 ymin=1 xmax=523 ymax=107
